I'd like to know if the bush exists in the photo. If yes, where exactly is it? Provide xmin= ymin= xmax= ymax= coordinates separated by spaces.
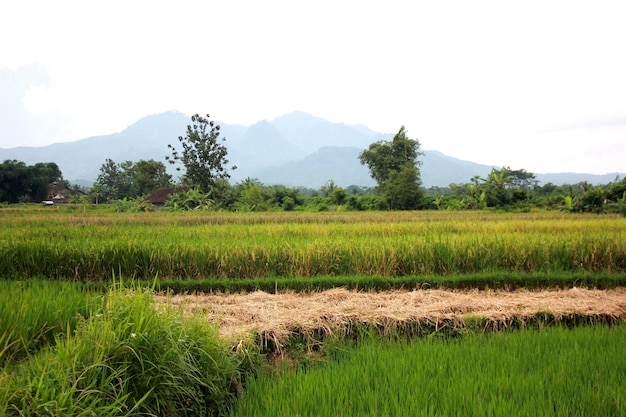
xmin=115 ymin=197 xmax=154 ymax=212
xmin=2 ymin=285 xmax=257 ymax=416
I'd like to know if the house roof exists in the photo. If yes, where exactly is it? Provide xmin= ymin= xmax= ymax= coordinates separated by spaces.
xmin=147 ymin=187 xmax=189 ymax=204
xmin=48 ymin=184 xmax=86 ymax=201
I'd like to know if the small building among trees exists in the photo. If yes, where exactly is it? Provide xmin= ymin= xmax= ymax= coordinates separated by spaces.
xmin=48 ymin=183 xmax=86 ymax=204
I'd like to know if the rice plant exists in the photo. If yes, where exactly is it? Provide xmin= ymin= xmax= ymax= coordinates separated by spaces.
xmin=231 ymin=324 xmax=626 ymax=417
xmin=1 ymin=284 xmax=258 ymax=416
xmin=0 ymin=280 xmax=101 ymax=366
xmin=1 ymin=210 xmax=624 ymax=280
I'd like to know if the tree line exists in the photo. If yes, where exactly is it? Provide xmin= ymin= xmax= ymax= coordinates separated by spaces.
xmin=1 ymin=113 xmax=625 ymax=215
xmin=0 ymin=161 xmax=64 ymax=203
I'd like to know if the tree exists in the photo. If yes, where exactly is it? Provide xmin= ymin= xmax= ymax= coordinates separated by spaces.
xmin=384 ymin=163 xmax=423 ymax=210
xmin=90 ymin=183 xmax=104 ymax=205
xmin=358 ymin=126 xmax=424 ymax=210
xmin=166 ymin=113 xmax=236 ymax=194
xmin=483 ymin=167 xmax=510 ymax=207
xmin=320 ymin=180 xmax=337 ymax=197
xmin=96 ymin=158 xmax=122 ymax=200
xmin=133 ymin=159 xmax=172 ymax=196
xmin=95 ymin=159 xmax=171 ymax=200
xmin=509 ymin=169 xmax=537 ymax=189
xmin=0 ymin=160 xmax=64 ymax=203
xmin=457 ymin=167 xmax=536 ymax=210
xmin=29 ymin=162 xmax=63 ymax=202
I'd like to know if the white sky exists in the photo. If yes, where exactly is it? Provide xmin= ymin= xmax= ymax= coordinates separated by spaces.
xmin=1 ymin=0 xmax=625 ymax=174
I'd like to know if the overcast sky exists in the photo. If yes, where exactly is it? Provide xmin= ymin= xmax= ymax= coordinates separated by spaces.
xmin=1 ymin=1 xmax=625 ymax=174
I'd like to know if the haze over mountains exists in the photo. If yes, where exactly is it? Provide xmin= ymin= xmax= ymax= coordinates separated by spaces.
xmin=1 ymin=111 xmax=622 ymax=189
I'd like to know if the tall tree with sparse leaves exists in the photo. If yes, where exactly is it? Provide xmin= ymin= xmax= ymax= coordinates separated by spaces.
xmin=166 ymin=114 xmax=236 ymax=194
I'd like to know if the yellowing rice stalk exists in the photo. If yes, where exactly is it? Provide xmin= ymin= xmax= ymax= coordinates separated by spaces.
xmin=2 ymin=210 xmax=625 ymax=279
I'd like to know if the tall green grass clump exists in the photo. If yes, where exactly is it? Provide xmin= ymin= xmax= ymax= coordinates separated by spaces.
xmin=231 ymin=325 xmax=626 ymax=417
xmin=0 ymin=280 xmax=101 ymax=366
xmin=1 ymin=284 xmax=257 ymax=416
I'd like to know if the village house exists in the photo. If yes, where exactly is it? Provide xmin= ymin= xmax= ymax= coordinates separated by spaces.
xmin=46 ymin=184 xmax=87 ymax=204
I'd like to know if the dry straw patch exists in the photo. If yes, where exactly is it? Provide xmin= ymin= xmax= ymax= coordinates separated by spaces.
xmin=155 ymin=288 xmax=626 ymax=351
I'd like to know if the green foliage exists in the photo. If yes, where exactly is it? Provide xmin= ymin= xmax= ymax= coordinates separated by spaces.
xmin=165 ymin=188 xmax=213 ymax=211
xmin=115 ymin=196 xmax=154 ymax=212
xmin=508 ymin=168 xmax=538 ymax=189
xmin=232 ymin=325 xmax=626 ymax=416
xmin=571 ymin=176 xmax=626 ymax=215
xmin=96 ymin=158 xmax=126 ymax=200
xmin=95 ymin=158 xmax=171 ymax=201
xmin=328 ymin=187 xmax=346 ymax=205
xmin=384 ymin=163 xmax=422 ymax=210
xmin=167 ymin=113 xmax=236 ymax=194
xmin=133 ymin=159 xmax=172 ymax=196
xmin=0 ymin=160 xmax=63 ymax=203
xmin=152 ymin=272 xmax=626 ymax=294
xmin=1 ymin=284 xmax=256 ymax=416
xmin=359 ymin=127 xmax=422 ymax=185
xmin=237 ymin=185 xmax=267 ymax=212
xmin=359 ymin=126 xmax=424 ymax=209
xmin=0 ymin=280 xmax=101 ymax=366
xmin=448 ymin=167 xmax=537 ymax=210
xmin=225 ymin=180 xmax=304 ymax=212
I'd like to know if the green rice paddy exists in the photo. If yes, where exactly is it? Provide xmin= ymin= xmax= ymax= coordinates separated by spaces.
xmin=232 ymin=325 xmax=626 ymax=417
xmin=1 ymin=208 xmax=625 ymax=416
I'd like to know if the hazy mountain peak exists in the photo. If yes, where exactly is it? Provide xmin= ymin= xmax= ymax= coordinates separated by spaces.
xmin=121 ymin=111 xmax=189 ymax=138
xmin=271 ymin=110 xmax=326 ymax=124
xmin=270 ymin=111 xmax=333 ymax=135
xmin=243 ymin=120 xmax=288 ymax=143
xmin=350 ymin=123 xmax=379 ymax=136
xmin=1 ymin=111 xmax=623 ymax=188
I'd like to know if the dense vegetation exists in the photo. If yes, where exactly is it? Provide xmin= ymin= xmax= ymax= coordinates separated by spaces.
xmin=359 ymin=126 xmax=424 ymax=209
xmin=3 ymin=158 xmax=625 ymax=215
xmin=1 ymin=208 xmax=624 ymax=415
xmin=1 ymin=210 xmax=624 ymax=283
xmin=232 ymin=325 xmax=626 ymax=416
xmin=94 ymin=158 xmax=172 ymax=201
xmin=2 ymin=114 xmax=625 ymax=213
xmin=0 ymin=160 xmax=64 ymax=203
xmin=2 ymin=117 xmax=623 ymax=415
xmin=1 ymin=282 xmax=256 ymax=416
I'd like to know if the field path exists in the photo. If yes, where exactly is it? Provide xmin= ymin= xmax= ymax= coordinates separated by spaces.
xmin=155 ymin=287 xmax=626 ymax=347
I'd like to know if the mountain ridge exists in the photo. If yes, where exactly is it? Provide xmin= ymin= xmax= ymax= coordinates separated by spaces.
xmin=1 ymin=111 xmax=623 ymax=188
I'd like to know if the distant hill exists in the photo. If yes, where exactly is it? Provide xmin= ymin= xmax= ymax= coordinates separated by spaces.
xmin=533 ymin=172 xmax=624 ymax=187
xmin=254 ymin=147 xmax=374 ymax=188
xmin=1 ymin=111 xmax=623 ymax=188
xmin=253 ymin=148 xmax=501 ymax=189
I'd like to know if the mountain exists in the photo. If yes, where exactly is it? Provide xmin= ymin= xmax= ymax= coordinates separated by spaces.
xmin=269 ymin=111 xmax=383 ymax=153
xmin=229 ymin=120 xmax=305 ymax=170
xmin=420 ymin=150 xmax=497 ymax=187
xmin=255 ymin=147 xmax=374 ymax=188
xmin=1 ymin=111 xmax=623 ymax=189
xmin=534 ymin=172 xmax=624 ymax=186
xmin=253 ymin=148 xmax=501 ymax=189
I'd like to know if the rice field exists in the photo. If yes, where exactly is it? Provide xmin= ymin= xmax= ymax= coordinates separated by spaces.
xmin=231 ymin=324 xmax=626 ymax=416
xmin=1 ymin=210 xmax=625 ymax=280
xmin=1 ymin=208 xmax=625 ymax=415
xmin=0 ymin=280 xmax=101 ymax=366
